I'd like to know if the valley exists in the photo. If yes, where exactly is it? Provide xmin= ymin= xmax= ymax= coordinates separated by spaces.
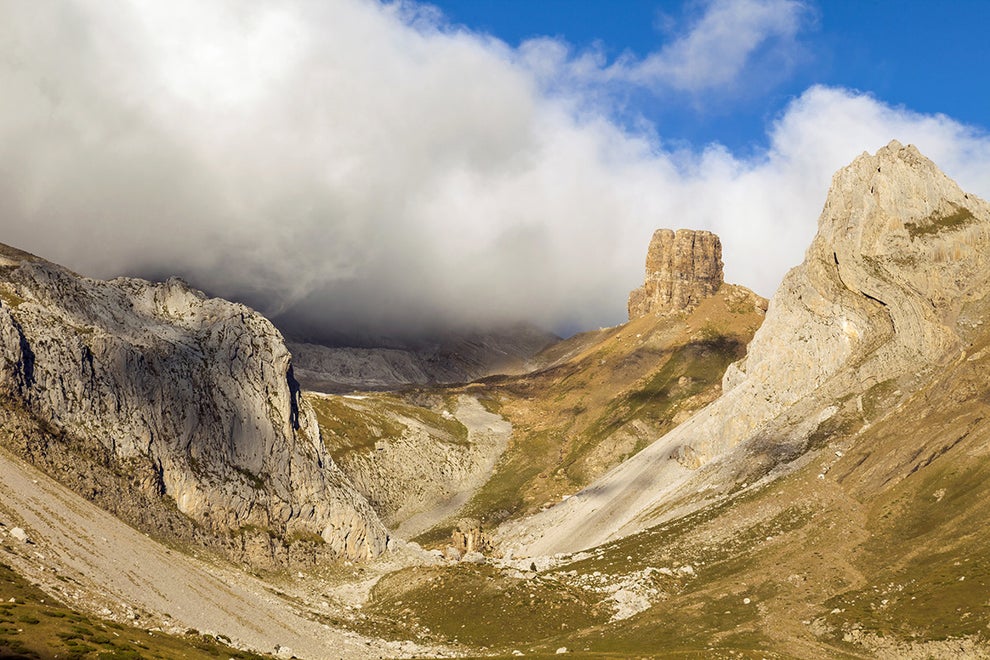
xmin=2 ymin=141 xmax=990 ymax=659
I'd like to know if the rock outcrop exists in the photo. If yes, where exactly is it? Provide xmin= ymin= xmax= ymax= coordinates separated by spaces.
xmin=499 ymin=141 xmax=990 ymax=557
xmin=450 ymin=518 xmax=489 ymax=556
xmin=628 ymin=229 xmax=723 ymax=319
xmin=0 ymin=246 xmax=388 ymax=560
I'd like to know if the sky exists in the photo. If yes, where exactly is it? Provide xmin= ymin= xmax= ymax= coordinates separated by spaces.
xmin=2 ymin=0 xmax=990 ymax=340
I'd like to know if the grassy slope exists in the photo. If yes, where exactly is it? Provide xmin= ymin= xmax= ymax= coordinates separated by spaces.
xmin=306 ymin=392 xmax=469 ymax=463
xmin=443 ymin=286 xmax=766 ymax=535
xmin=0 ymin=561 xmax=267 ymax=660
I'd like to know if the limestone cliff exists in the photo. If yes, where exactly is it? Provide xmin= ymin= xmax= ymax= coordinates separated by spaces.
xmin=0 ymin=246 xmax=388 ymax=560
xmin=499 ymin=141 xmax=990 ymax=557
xmin=628 ymin=229 xmax=723 ymax=319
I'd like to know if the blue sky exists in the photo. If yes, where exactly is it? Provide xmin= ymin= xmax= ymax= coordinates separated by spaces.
xmin=4 ymin=0 xmax=990 ymax=336
xmin=427 ymin=0 xmax=990 ymax=153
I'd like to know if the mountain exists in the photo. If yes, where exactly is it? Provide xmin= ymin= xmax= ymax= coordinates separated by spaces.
xmin=0 ymin=245 xmax=387 ymax=562
xmin=3 ymin=141 xmax=990 ymax=659
xmin=358 ymin=142 xmax=990 ymax=658
xmin=287 ymin=324 xmax=558 ymax=393
xmin=301 ymin=229 xmax=765 ymax=550
xmin=496 ymin=140 xmax=990 ymax=558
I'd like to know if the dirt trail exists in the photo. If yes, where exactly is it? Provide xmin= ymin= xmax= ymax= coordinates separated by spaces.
xmin=0 ymin=448 xmax=402 ymax=659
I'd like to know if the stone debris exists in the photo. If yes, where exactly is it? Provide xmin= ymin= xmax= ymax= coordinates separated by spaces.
xmin=461 ymin=551 xmax=486 ymax=565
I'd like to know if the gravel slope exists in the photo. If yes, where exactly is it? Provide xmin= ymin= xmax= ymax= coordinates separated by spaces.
xmin=0 ymin=447 xmax=407 ymax=659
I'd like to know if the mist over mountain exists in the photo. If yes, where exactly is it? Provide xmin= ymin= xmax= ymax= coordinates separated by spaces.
xmin=3 ymin=1 xmax=990 ymax=340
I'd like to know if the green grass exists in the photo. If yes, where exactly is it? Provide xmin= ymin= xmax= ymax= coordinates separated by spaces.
xmin=367 ymin=563 xmax=609 ymax=651
xmin=306 ymin=393 xmax=470 ymax=464
xmin=0 ymin=561 xmax=269 ymax=659
xmin=0 ymin=286 xmax=26 ymax=309
xmin=461 ymin=429 xmax=562 ymax=525
xmin=905 ymin=205 xmax=975 ymax=239
xmin=567 ymin=336 xmax=745 ymax=478
xmin=402 ymin=488 xmax=813 ymax=657
xmin=387 ymin=397 xmax=469 ymax=444
xmin=305 ymin=395 xmax=406 ymax=460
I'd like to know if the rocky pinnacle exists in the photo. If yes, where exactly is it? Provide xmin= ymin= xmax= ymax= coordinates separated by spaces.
xmin=627 ymin=228 xmax=724 ymax=319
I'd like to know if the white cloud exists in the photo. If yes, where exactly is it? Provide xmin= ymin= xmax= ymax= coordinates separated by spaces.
xmin=1 ymin=1 xmax=988 ymax=339
xmin=519 ymin=0 xmax=813 ymax=96
xmin=612 ymin=0 xmax=811 ymax=91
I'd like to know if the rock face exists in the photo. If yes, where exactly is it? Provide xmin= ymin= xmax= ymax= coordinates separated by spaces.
xmin=628 ymin=229 xmax=724 ymax=319
xmin=0 ymin=247 xmax=388 ymax=560
xmin=451 ymin=518 xmax=489 ymax=556
xmin=499 ymin=141 xmax=990 ymax=557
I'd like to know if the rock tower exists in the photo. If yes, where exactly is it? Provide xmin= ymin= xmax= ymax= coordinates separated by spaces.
xmin=627 ymin=228 xmax=724 ymax=319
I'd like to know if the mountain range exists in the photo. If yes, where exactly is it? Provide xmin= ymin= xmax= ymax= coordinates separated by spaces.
xmin=1 ymin=141 xmax=989 ymax=658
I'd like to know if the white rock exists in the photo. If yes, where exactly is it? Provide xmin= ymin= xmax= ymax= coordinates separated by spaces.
xmin=462 ymin=551 xmax=486 ymax=564
xmin=555 ymin=648 xmax=568 ymax=654
xmin=9 ymin=527 xmax=28 ymax=543
xmin=609 ymin=588 xmax=652 ymax=622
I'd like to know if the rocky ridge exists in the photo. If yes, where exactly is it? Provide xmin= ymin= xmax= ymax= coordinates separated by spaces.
xmin=499 ymin=141 xmax=990 ymax=557
xmin=627 ymin=228 xmax=724 ymax=319
xmin=0 ymin=247 xmax=388 ymax=560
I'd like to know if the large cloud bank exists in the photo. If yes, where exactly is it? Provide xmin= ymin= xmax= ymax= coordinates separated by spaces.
xmin=2 ymin=0 xmax=989 ymax=339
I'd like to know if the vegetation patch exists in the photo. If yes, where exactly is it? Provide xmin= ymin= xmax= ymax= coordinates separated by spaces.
xmin=905 ymin=205 xmax=975 ymax=239
xmin=568 ymin=335 xmax=745 ymax=478
xmin=367 ymin=564 xmax=608 ymax=650
xmin=305 ymin=394 xmax=406 ymax=460
xmin=455 ymin=428 xmax=562 ymax=529
xmin=306 ymin=392 xmax=470 ymax=463
xmin=0 ymin=285 xmax=26 ymax=309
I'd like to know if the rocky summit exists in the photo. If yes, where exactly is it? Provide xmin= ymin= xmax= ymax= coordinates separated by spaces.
xmin=627 ymin=228 xmax=724 ymax=319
